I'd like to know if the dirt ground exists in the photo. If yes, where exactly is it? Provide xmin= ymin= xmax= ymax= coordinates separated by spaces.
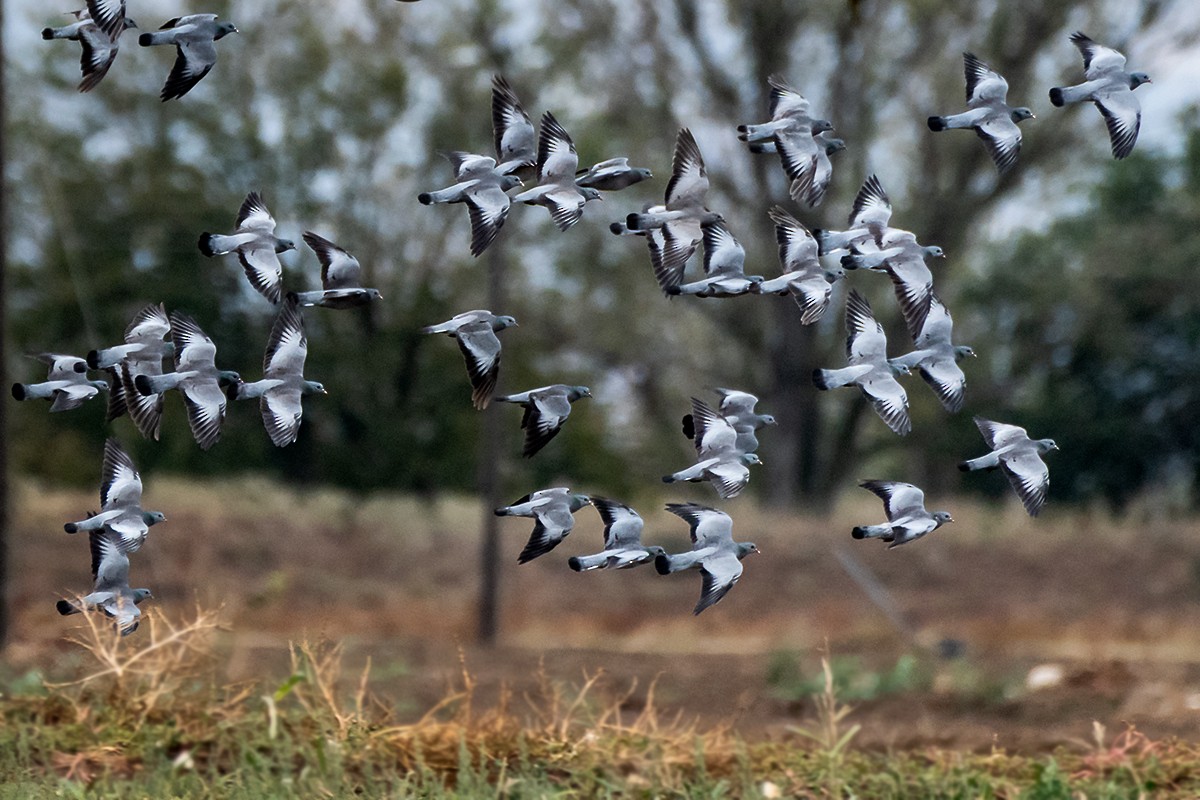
xmin=6 ymin=476 xmax=1200 ymax=752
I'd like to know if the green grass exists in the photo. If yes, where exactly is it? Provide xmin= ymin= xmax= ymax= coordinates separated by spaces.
xmin=2 ymin=609 xmax=1199 ymax=798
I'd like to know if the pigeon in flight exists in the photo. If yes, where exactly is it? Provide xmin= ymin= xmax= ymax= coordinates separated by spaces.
xmin=842 ymin=230 xmax=945 ymax=340
xmin=852 ymin=480 xmax=953 ymax=548
xmin=814 ymin=173 xmax=902 ymax=257
xmin=198 ymin=192 xmax=294 ymax=305
xmin=289 ymin=232 xmax=382 ymax=309
xmin=575 ymin=158 xmax=653 ymax=192
xmin=567 ymin=498 xmax=666 ymax=572
xmin=42 ymin=5 xmax=138 ymax=93
xmin=495 ymin=384 xmax=591 ymax=457
xmin=1050 ymin=32 xmax=1150 ymax=159
xmin=813 ymin=289 xmax=911 ymax=436
xmin=227 ymin=298 xmax=326 ymax=447
xmin=57 ymin=529 xmax=152 ymax=636
xmin=63 ymin=438 xmax=165 ymax=552
xmin=681 ymin=388 xmax=775 ymax=455
xmin=494 ymin=488 xmax=591 ymax=564
xmin=421 ymin=310 xmax=517 ymax=410
xmin=666 ymin=219 xmax=762 ymax=298
xmin=138 ymin=13 xmax=238 ymax=101
xmin=655 ymin=503 xmax=758 ymax=615
xmin=89 ymin=303 xmax=172 ymax=439
xmin=928 ymin=53 xmax=1035 ymax=173
xmin=737 ymin=75 xmax=835 ymax=205
xmin=889 ymin=293 xmax=975 ymax=413
xmin=750 ymin=206 xmax=845 ymax=325
xmin=418 ymin=152 xmax=523 ymax=257
xmin=135 ymin=312 xmax=240 ymax=450
xmin=664 ymin=396 xmax=762 ymax=499
xmin=491 ymin=74 xmax=537 ymax=176
xmin=11 ymin=353 xmax=108 ymax=412
xmin=513 ymin=112 xmax=602 ymax=230
xmin=960 ymin=417 xmax=1058 ymax=516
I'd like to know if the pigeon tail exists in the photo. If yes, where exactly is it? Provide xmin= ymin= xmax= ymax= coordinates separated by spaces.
xmin=1048 ymin=87 xmax=1065 ymax=107
xmin=197 ymin=233 xmax=221 ymax=257
xmin=655 ymin=552 xmax=699 ymax=574
xmin=417 ymin=192 xmax=433 ymax=205
xmin=63 ymin=522 xmax=78 ymax=534
xmin=569 ymin=554 xmax=608 ymax=572
xmin=10 ymin=383 xmax=26 ymax=401
xmin=927 ymin=116 xmax=947 ymax=132
xmin=852 ymin=524 xmax=892 ymax=540
xmin=41 ymin=27 xmax=56 ymax=40
xmin=959 ymin=453 xmax=1000 ymax=472
xmin=56 ymin=599 xmax=79 ymax=616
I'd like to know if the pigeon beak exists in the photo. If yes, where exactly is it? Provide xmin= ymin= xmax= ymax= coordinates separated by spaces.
xmin=1030 ymin=113 xmax=1037 ymax=119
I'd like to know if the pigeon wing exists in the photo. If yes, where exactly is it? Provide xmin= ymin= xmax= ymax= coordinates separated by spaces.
xmin=181 ymin=379 xmax=227 ymax=450
xmin=768 ymin=206 xmax=820 ymax=273
xmin=590 ymin=497 xmax=644 ymax=549
xmin=491 ymin=75 xmax=536 ymax=171
xmin=161 ymin=37 xmax=216 ymax=101
xmin=1070 ymin=32 xmax=1126 ymax=79
xmin=861 ymin=374 xmax=912 ymax=436
xmin=261 ymin=388 xmax=304 ymax=447
xmin=456 ymin=322 xmax=502 ymax=410
xmin=700 ymin=220 xmax=746 ymax=277
xmin=973 ymin=416 xmax=1029 ymax=450
xmin=963 ymin=52 xmax=1009 ymax=105
xmin=766 ymin=73 xmax=809 ymax=119
xmin=238 ymin=246 xmax=284 ymax=305
xmin=665 ymin=128 xmax=708 ymax=209
xmin=1001 ymin=449 xmax=1050 ymax=516
xmin=170 ymin=313 xmax=218 ymax=371
xmin=1093 ymin=88 xmax=1141 ymax=159
xmin=534 ymin=111 xmax=578 ymax=184
xmin=303 ymin=231 xmax=362 ymax=289
xmin=975 ymin=115 xmax=1023 ymax=173
xmin=263 ymin=299 xmax=307 ymax=379
xmin=689 ymin=397 xmax=737 ymax=456
xmin=465 ymin=184 xmax=512 ymax=257
xmin=89 ymin=529 xmax=131 ymax=590
xmin=100 ymin=438 xmax=142 ymax=508
xmin=860 ymin=480 xmax=925 ymax=520
xmin=848 ymin=174 xmax=892 ymax=230
xmin=126 ymin=303 xmax=171 ymax=345
xmin=694 ymin=552 xmax=743 ymax=615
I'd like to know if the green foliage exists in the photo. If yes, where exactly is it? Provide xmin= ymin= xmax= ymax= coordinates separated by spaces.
xmin=767 ymin=652 xmax=930 ymax=703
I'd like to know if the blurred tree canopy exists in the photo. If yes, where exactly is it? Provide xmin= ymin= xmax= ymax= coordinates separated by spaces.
xmin=5 ymin=0 xmax=1197 ymax=511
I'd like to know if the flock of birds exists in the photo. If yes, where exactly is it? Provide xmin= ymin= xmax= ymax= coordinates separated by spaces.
xmin=24 ymin=0 xmax=1151 ymax=625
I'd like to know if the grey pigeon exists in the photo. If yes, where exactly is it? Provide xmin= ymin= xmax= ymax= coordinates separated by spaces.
xmin=1050 ymin=32 xmax=1150 ymax=159
xmin=663 ymin=396 xmax=762 ymax=499
xmin=227 ymin=298 xmax=325 ymax=447
xmin=567 ymin=497 xmax=666 ymax=572
xmin=814 ymin=173 xmax=902 ymax=257
xmin=736 ymin=74 xmax=831 ymax=143
xmin=623 ymin=129 xmax=722 ymax=284
xmin=654 ymin=503 xmax=758 ymax=615
xmin=750 ymin=206 xmax=845 ymax=324
xmin=418 ymin=151 xmax=522 ymax=257
xmin=138 ymin=13 xmax=238 ymax=101
xmin=134 ymin=312 xmax=240 ymax=450
xmin=960 ymin=417 xmax=1058 ymax=516
xmin=737 ymin=75 xmax=835 ymax=205
xmin=665 ymin=219 xmax=761 ymax=298
xmin=89 ymin=303 xmax=172 ymax=439
xmin=609 ymin=211 xmax=678 ymax=296
xmin=852 ymin=480 xmax=953 ymax=548
xmin=575 ymin=158 xmax=653 ymax=192
xmin=928 ymin=53 xmax=1035 ymax=173
xmin=63 ymin=438 xmax=165 ymax=552
xmin=494 ymin=487 xmax=591 ymax=564
xmin=513 ymin=112 xmax=602 ymax=230
xmin=11 ymin=353 xmax=108 ymax=412
xmin=888 ymin=293 xmax=975 ymax=413
xmin=42 ymin=5 xmax=137 ymax=93
xmin=57 ymin=528 xmax=151 ymax=636
xmin=289 ymin=231 xmax=382 ymax=309
xmin=491 ymin=74 xmax=537 ymax=176
xmin=198 ymin=192 xmax=294 ymax=305
xmin=495 ymin=384 xmax=591 ymax=458
xmin=842 ymin=229 xmax=945 ymax=340
xmin=813 ymin=289 xmax=911 ymax=436
xmin=681 ymin=388 xmax=776 ymax=455
xmin=420 ymin=309 xmax=517 ymax=410
xmin=750 ymin=133 xmax=846 ymax=206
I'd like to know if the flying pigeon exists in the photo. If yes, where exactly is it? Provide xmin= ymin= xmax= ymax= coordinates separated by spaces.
xmin=814 ymin=173 xmax=903 ymax=257
xmin=418 ymin=151 xmax=522 ymax=257
xmin=928 ymin=53 xmax=1035 ymax=173
xmin=42 ymin=5 xmax=138 ymax=93
xmin=227 ymin=298 xmax=325 ymax=447
xmin=736 ymin=74 xmax=832 ymax=144
xmin=852 ymin=480 xmax=953 ymax=548
xmin=654 ymin=503 xmax=758 ymax=615
xmin=288 ymin=232 xmax=382 ymax=309
xmin=750 ymin=206 xmax=845 ymax=324
xmin=737 ymin=75 xmax=835 ymax=204
xmin=1050 ymin=32 xmax=1150 ymax=159
xmin=198 ymin=192 xmax=294 ymax=305
xmin=813 ymin=289 xmax=911 ymax=436
xmin=666 ymin=219 xmax=762 ymax=297
xmin=575 ymin=158 xmax=653 ymax=191
xmin=63 ymin=438 xmax=165 ymax=552
xmin=842 ymin=230 xmax=945 ymax=340
xmin=888 ymin=293 xmax=975 ymax=412
xmin=681 ymin=388 xmax=776 ymax=455
xmin=622 ymin=129 xmax=722 ymax=284
xmin=88 ymin=303 xmax=172 ymax=439
xmin=663 ymin=396 xmax=762 ymax=499
xmin=491 ymin=74 xmax=537 ymax=176
xmin=494 ymin=488 xmax=591 ymax=564
xmin=960 ymin=417 xmax=1058 ymax=516
xmin=11 ymin=353 xmax=108 ymax=412
xmin=134 ymin=312 xmax=240 ymax=450
xmin=494 ymin=384 xmax=591 ymax=457
xmin=420 ymin=309 xmax=517 ymax=410
xmin=567 ymin=497 xmax=666 ymax=572
xmin=56 ymin=528 xmax=151 ymax=636
xmin=512 ymin=112 xmax=602 ymax=230
xmin=138 ymin=13 xmax=238 ymax=101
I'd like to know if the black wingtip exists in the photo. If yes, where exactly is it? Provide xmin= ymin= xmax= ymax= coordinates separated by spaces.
xmin=567 ymin=556 xmax=583 ymax=572
xmin=56 ymin=599 xmax=75 ymax=616
xmin=417 ymin=192 xmax=433 ymax=205
xmin=927 ymin=116 xmax=947 ymax=132
xmin=197 ymin=232 xmax=217 ymax=256
xmin=64 ymin=522 xmax=78 ymax=534
xmin=1048 ymin=87 xmax=1065 ymax=107
xmin=851 ymin=526 xmax=866 ymax=539
xmin=10 ymin=383 xmax=25 ymax=401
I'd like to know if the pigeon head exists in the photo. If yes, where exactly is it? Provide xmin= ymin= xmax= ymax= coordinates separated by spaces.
xmin=933 ymin=511 xmax=954 ymax=525
xmin=824 ymin=137 xmax=847 ymax=155
xmin=500 ymin=174 xmax=524 ymax=192
xmin=274 ymin=238 xmax=297 ymax=254
xmin=954 ymin=345 xmax=977 ymax=360
xmin=812 ymin=119 xmax=835 ymax=134
xmin=123 ymin=18 xmax=139 ymax=30
xmin=89 ymin=380 xmax=111 ymax=391
xmin=217 ymin=370 xmax=242 ymax=387
xmin=132 ymin=588 xmax=153 ymax=604
xmin=825 ymin=266 xmax=847 ymax=282
xmin=888 ymin=361 xmax=911 ymax=376
xmin=923 ymin=245 xmax=945 ymax=259
xmin=569 ymin=386 xmax=592 ymax=401
xmin=1010 ymin=107 xmax=1035 ymax=123
xmin=645 ymin=545 xmax=668 ymax=558
xmin=758 ymin=414 xmax=778 ymax=427
xmin=1129 ymin=72 xmax=1152 ymax=89
xmin=633 ymin=168 xmax=653 ymax=180
xmin=1036 ymin=438 xmax=1059 ymax=452
xmin=214 ymin=22 xmax=239 ymax=40
xmin=580 ymin=187 xmax=604 ymax=202
xmin=303 ymin=380 xmax=328 ymax=395
xmin=143 ymin=510 xmax=166 ymax=526
xmin=740 ymin=452 xmax=763 ymax=467
xmin=364 ymin=288 xmax=383 ymax=301
xmin=736 ymin=542 xmax=760 ymax=558
xmin=493 ymin=315 xmax=518 ymax=330
xmin=568 ymin=493 xmax=592 ymax=512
